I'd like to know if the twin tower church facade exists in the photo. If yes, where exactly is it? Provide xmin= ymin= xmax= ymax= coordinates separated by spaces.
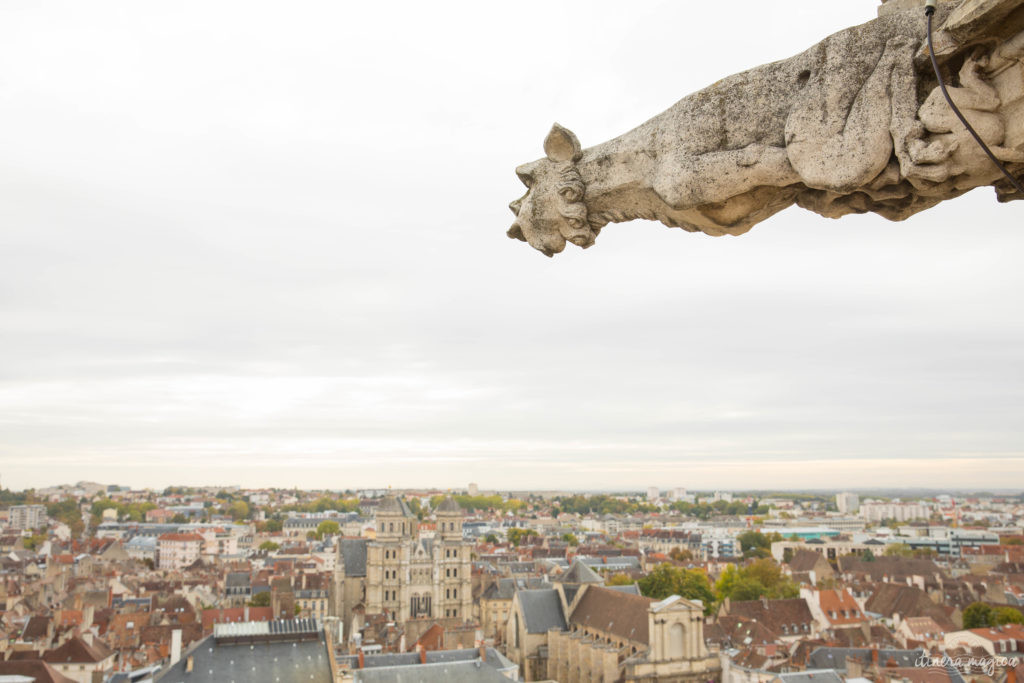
xmin=333 ymin=495 xmax=473 ymax=629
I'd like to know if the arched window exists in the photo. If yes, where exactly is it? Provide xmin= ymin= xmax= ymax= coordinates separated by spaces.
xmin=389 ymin=522 xmax=394 ymax=532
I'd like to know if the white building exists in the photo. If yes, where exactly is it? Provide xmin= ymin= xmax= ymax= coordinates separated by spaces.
xmin=647 ymin=487 xmax=659 ymax=501
xmin=9 ymin=504 xmax=47 ymax=530
xmin=468 ymin=482 xmax=479 ymax=496
xmin=157 ymin=532 xmax=204 ymax=569
xmin=836 ymin=492 xmax=860 ymax=514
xmin=860 ymin=501 xmax=931 ymax=523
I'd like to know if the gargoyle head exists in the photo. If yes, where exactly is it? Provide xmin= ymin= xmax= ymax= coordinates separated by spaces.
xmin=508 ymin=124 xmax=596 ymax=257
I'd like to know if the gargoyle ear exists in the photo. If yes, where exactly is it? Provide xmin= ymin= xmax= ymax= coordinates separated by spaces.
xmin=543 ymin=123 xmax=582 ymax=163
xmin=515 ymin=162 xmax=539 ymax=187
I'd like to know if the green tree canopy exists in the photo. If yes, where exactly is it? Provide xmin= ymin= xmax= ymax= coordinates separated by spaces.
xmin=314 ymin=520 xmax=340 ymax=539
xmin=637 ymin=564 xmax=714 ymax=614
xmin=963 ymin=602 xmax=994 ymax=629
xmin=248 ymin=592 xmax=271 ymax=607
xmin=258 ymin=541 xmax=280 ymax=552
xmin=506 ymin=528 xmax=538 ymax=546
xmin=714 ymin=559 xmax=798 ymax=604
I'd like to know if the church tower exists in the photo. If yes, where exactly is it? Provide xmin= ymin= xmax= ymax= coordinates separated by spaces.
xmin=434 ymin=496 xmax=472 ymax=621
xmin=365 ymin=496 xmax=413 ymax=619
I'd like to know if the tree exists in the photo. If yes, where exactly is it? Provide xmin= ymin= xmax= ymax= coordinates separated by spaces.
xmin=229 ymin=500 xmax=250 ymax=522
xmin=737 ymin=531 xmax=783 ymax=559
xmin=607 ymin=573 xmax=634 ymax=586
xmin=963 ymin=602 xmax=994 ymax=629
xmin=993 ymin=606 xmax=1024 ymax=626
xmin=884 ymin=543 xmax=913 ymax=557
xmin=862 ymin=548 xmax=876 ymax=562
xmin=171 ymin=513 xmax=187 ymax=524
xmin=669 ymin=547 xmax=694 ymax=562
xmin=483 ymin=533 xmax=499 ymax=544
xmin=506 ymin=528 xmax=537 ymax=546
xmin=562 ymin=533 xmax=579 ymax=546
xmin=714 ymin=559 xmax=798 ymax=604
xmin=314 ymin=520 xmax=340 ymax=540
xmin=22 ymin=533 xmax=47 ymax=550
xmin=638 ymin=564 xmax=715 ymax=614
xmin=258 ymin=541 xmax=280 ymax=552
xmin=260 ymin=519 xmax=283 ymax=533
xmin=248 ymin=592 xmax=271 ymax=607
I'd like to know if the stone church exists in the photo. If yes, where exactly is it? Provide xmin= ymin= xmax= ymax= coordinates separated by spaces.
xmin=332 ymin=495 xmax=473 ymax=634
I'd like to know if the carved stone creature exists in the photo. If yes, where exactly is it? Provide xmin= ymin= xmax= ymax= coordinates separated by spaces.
xmin=508 ymin=3 xmax=1024 ymax=257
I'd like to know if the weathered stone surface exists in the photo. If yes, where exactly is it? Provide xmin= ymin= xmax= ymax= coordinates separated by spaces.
xmin=508 ymin=0 xmax=1024 ymax=257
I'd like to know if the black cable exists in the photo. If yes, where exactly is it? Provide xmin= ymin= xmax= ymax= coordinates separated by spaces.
xmin=925 ymin=4 xmax=1024 ymax=196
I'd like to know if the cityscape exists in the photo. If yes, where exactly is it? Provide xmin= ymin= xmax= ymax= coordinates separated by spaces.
xmin=0 ymin=482 xmax=1021 ymax=681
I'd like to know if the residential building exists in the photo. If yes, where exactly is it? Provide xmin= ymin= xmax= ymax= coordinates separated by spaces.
xmin=836 ymin=492 xmax=860 ymax=514
xmin=157 ymin=533 xmax=204 ymax=570
xmin=9 ymin=505 xmax=47 ymax=530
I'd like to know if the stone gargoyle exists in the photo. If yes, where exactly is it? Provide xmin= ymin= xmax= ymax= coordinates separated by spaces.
xmin=508 ymin=0 xmax=1024 ymax=256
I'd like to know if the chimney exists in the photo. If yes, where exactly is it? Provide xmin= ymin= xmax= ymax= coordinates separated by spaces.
xmin=1007 ymin=664 xmax=1017 ymax=683
xmin=418 ymin=644 xmax=427 ymax=664
xmin=170 ymin=629 xmax=182 ymax=666
xmin=871 ymin=647 xmax=879 ymax=668
xmin=358 ymin=650 xmax=365 ymax=669
xmin=244 ymin=605 xmax=250 ymax=621
xmin=479 ymin=643 xmax=487 ymax=663
xmin=185 ymin=655 xmax=194 ymax=673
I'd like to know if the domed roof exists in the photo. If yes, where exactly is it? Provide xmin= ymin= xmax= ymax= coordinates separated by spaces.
xmin=376 ymin=496 xmax=411 ymax=517
xmin=436 ymin=496 xmax=462 ymax=514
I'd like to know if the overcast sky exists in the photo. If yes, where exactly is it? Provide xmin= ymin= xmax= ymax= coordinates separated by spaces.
xmin=1 ymin=1 xmax=1021 ymax=493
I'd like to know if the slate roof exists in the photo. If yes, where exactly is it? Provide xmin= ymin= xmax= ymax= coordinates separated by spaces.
xmin=344 ymin=648 xmax=516 ymax=683
xmin=771 ymin=670 xmax=844 ymax=683
xmin=225 ymin=571 xmax=250 ymax=588
xmin=557 ymin=558 xmax=604 ymax=585
xmin=608 ymin=583 xmax=642 ymax=596
xmin=354 ymin=660 xmax=513 ymax=682
xmin=806 ymin=647 xmax=927 ymax=672
xmin=436 ymin=497 xmax=462 ymax=514
xmin=376 ymin=497 xmax=412 ymax=517
xmin=570 ymin=585 xmax=653 ymax=645
xmin=339 ymin=538 xmax=368 ymax=577
xmin=517 ymin=589 xmax=568 ymax=634
xmin=155 ymin=634 xmax=331 ymax=683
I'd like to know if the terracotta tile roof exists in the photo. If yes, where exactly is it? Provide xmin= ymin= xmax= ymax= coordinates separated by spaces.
xmin=864 ymin=584 xmax=955 ymax=631
xmin=0 ymin=660 xmax=78 ymax=683
xmin=788 ymin=550 xmax=826 ymax=573
xmin=724 ymin=598 xmax=815 ymax=636
xmin=569 ymin=585 xmax=653 ymax=646
xmin=21 ymin=615 xmax=50 ymax=640
xmin=966 ymin=623 xmax=1024 ymax=641
xmin=42 ymin=635 xmax=113 ymax=664
xmin=819 ymin=589 xmax=866 ymax=625
xmin=157 ymin=533 xmax=204 ymax=542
